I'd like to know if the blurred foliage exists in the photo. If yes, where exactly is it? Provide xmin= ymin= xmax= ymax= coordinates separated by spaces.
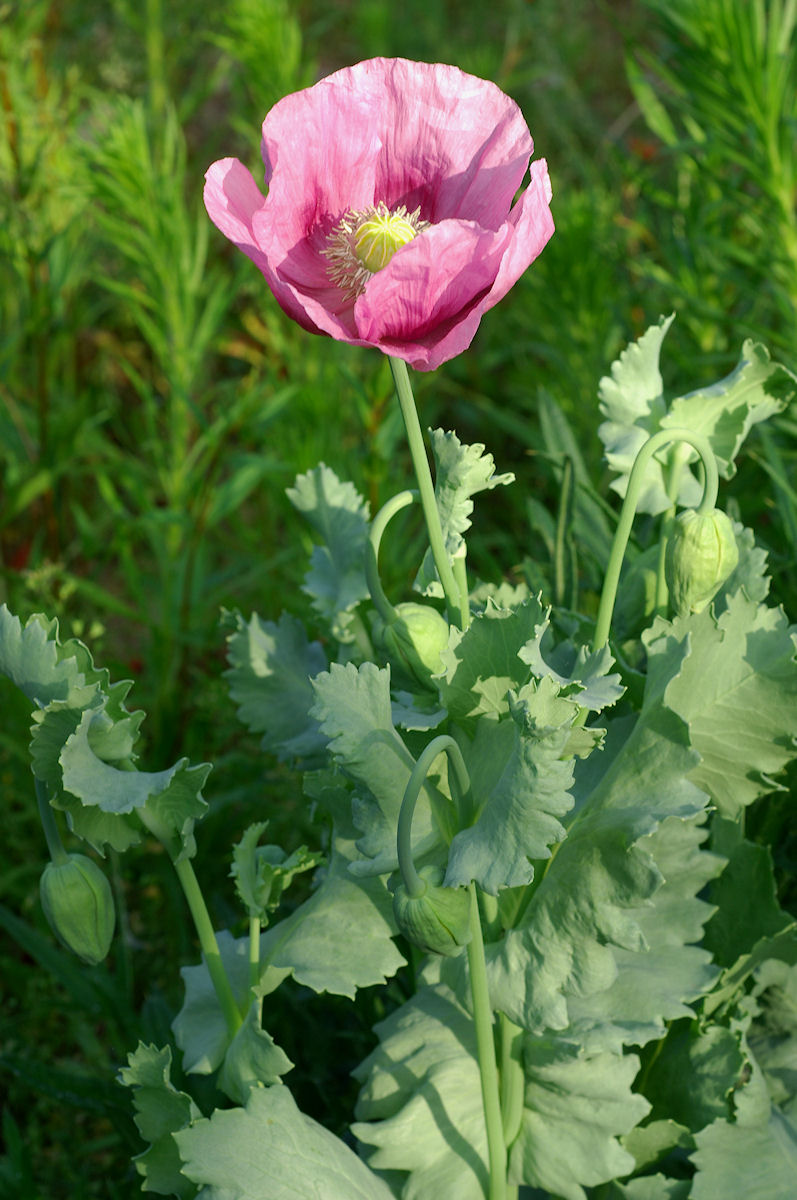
xmin=1 ymin=0 xmax=795 ymax=1194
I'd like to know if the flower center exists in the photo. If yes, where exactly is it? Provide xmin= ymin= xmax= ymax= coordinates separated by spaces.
xmin=324 ymin=202 xmax=429 ymax=299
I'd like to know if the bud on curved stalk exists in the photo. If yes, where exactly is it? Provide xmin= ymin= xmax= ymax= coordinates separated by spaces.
xmin=40 ymin=853 xmax=115 ymax=965
xmin=373 ymin=601 xmax=449 ymax=691
xmin=392 ymin=864 xmax=472 ymax=956
xmin=665 ymin=507 xmax=739 ymax=616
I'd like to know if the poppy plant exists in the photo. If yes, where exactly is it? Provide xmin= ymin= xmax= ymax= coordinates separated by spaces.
xmin=204 ymin=57 xmax=554 ymax=371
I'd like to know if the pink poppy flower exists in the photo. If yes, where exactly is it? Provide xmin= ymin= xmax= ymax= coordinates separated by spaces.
xmin=204 ymin=57 xmax=554 ymax=371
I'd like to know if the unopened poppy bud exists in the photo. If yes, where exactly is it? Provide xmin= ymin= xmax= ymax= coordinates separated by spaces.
xmin=40 ymin=854 xmax=115 ymax=965
xmin=665 ymin=507 xmax=739 ymax=616
xmin=373 ymin=601 xmax=449 ymax=691
xmin=392 ymin=865 xmax=471 ymax=956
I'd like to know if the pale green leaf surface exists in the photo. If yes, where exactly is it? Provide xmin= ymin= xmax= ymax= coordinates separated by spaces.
xmin=566 ymin=815 xmax=721 ymax=1051
xmin=646 ymin=593 xmax=797 ymax=817
xmin=598 ymin=315 xmax=677 ymax=514
xmin=509 ymin=1037 xmax=649 ymax=1199
xmin=175 ymin=1085 xmax=395 ymax=1200
xmin=748 ymin=960 xmax=797 ymax=1108
xmin=216 ymin=998 xmax=293 ymax=1106
xmin=437 ymin=596 xmax=547 ymax=720
xmin=605 ymin=1175 xmax=690 ymax=1200
xmin=258 ymin=817 xmax=405 ymax=997
xmin=59 ymin=706 xmax=209 ymax=823
xmin=286 ymin=465 xmax=371 ymax=637
xmin=310 ymin=662 xmax=441 ymax=874
xmin=445 ymin=680 xmax=576 ymax=894
xmin=352 ymin=985 xmax=489 ymax=1198
xmin=690 ymin=1108 xmax=797 ymax=1200
xmin=230 ymin=822 xmax=321 ymax=920
xmin=414 ymin=429 xmax=513 ymax=596
xmin=173 ymin=932 xmax=260 ymax=1075
xmin=662 ymin=339 xmax=794 ymax=479
xmin=705 ymin=926 xmax=797 ymax=1019
xmin=483 ymin=623 xmax=707 ymax=1033
xmin=0 ymin=605 xmax=96 ymax=708
xmin=713 ymin=521 xmax=771 ymax=613
xmin=622 ymin=1119 xmax=692 ymax=1175
xmin=518 ymin=617 xmax=624 ymax=712
xmin=118 ymin=1042 xmax=200 ymax=1199
xmin=224 ymin=610 xmax=327 ymax=760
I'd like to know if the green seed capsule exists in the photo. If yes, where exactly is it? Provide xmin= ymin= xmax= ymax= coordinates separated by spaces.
xmin=665 ymin=507 xmax=739 ymax=617
xmin=392 ymin=865 xmax=471 ymax=956
xmin=40 ymin=854 xmax=115 ymax=965
xmin=373 ymin=602 xmax=449 ymax=691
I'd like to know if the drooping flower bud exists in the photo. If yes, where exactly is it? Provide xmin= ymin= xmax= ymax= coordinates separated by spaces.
xmin=40 ymin=854 xmax=116 ymax=965
xmin=373 ymin=601 xmax=449 ymax=691
xmin=392 ymin=865 xmax=471 ymax=957
xmin=665 ymin=508 xmax=739 ymax=617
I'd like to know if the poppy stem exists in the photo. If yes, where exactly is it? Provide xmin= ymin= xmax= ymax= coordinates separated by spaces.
xmin=388 ymin=356 xmax=463 ymax=627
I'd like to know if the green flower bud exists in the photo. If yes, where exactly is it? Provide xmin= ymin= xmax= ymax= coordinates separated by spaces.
xmin=392 ymin=865 xmax=471 ymax=957
xmin=665 ymin=507 xmax=739 ymax=617
xmin=40 ymin=854 xmax=115 ymax=965
xmin=373 ymin=602 xmax=449 ymax=691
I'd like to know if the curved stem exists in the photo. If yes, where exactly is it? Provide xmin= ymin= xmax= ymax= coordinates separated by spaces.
xmin=499 ymin=1013 xmax=524 ymax=1149
xmin=388 ymin=356 xmax=462 ymax=626
xmin=593 ymin=427 xmax=719 ymax=652
xmin=466 ymin=883 xmax=507 ymax=1200
xmin=365 ymin=489 xmax=417 ymax=624
xmin=396 ymin=734 xmax=474 ymax=898
xmin=35 ymin=777 xmax=70 ymax=866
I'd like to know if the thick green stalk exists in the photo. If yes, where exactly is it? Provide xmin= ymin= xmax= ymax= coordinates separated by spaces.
xmin=593 ymin=427 xmax=718 ymax=651
xmin=466 ymin=883 xmax=507 ymax=1200
xmin=454 ymin=552 xmax=471 ymax=629
xmin=499 ymin=1013 xmax=525 ymax=1149
xmin=388 ymin=356 xmax=462 ymax=626
xmin=249 ymin=914 xmax=261 ymax=991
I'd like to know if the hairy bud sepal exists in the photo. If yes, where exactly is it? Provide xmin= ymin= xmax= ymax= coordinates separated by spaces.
xmin=40 ymin=854 xmax=116 ymax=965
xmin=392 ymin=865 xmax=471 ymax=957
xmin=373 ymin=602 xmax=449 ymax=691
xmin=665 ymin=507 xmax=739 ymax=617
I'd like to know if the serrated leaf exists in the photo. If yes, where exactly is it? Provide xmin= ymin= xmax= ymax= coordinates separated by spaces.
xmin=353 ymin=984 xmax=489 ymax=1198
xmin=662 ymin=339 xmax=794 ymax=480
xmin=481 ymin=620 xmax=708 ymax=1034
xmin=566 ymin=815 xmax=722 ymax=1052
xmin=414 ymin=429 xmax=513 ymax=596
xmin=0 ymin=605 xmax=96 ymax=708
xmin=690 ymin=1108 xmax=797 ymax=1200
xmin=518 ymin=613 xmax=625 ymax=712
xmin=173 ymin=931 xmax=262 ymax=1076
xmin=622 ymin=1119 xmax=692 ymax=1175
xmin=174 ymin=1084 xmax=395 ymax=1200
xmin=223 ymin=609 xmax=328 ymax=760
xmin=117 ymin=1042 xmax=200 ymax=1198
xmin=437 ymin=596 xmax=547 ymax=720
xmin=310 ymin=662 xmax=442 ymax=874
xmin=645 ymin=593 xmax=797 ymax=818
xmin=598 ymin=315 xmax=676 ymax=514
xmin=286 ymin=464 xmax=370 ymax=639
xmin=509 ymin=1036 xmax=649 ymax=1199
xmin=216 ymin=998 xmax=293 ymax=1106
xmin=748 ymin=960 xmax=797 ymax=1109
xmin=599 ymin=322 xmax=795 ymax=515
xmin=258 ymin=811 xmax=405 ymax=997
xmin=604 ymin=1175 xmax=690 ymax=1200
xmin=230 ymin=822 xmax=322 ymax=921
xmin=444 ymin=679 xmax=576 ymax=895
xmin=59 ymin=708 xmax=210 ymax=856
